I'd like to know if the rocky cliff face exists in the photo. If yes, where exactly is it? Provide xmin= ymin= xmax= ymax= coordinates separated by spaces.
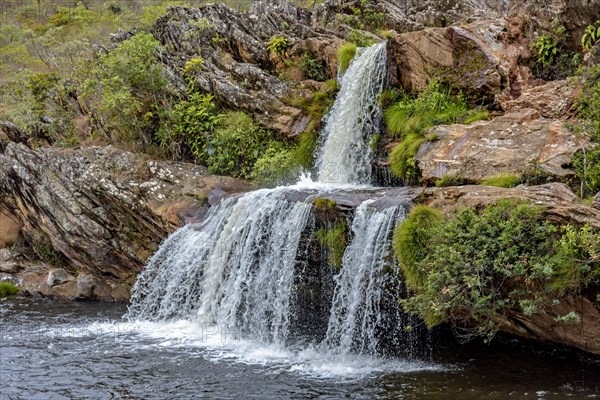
xmin=0 ymin=143 xmax=250 ymax=300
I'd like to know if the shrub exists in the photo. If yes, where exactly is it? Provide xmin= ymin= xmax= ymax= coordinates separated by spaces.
xmin=252 ymin=145 xmax=301 ymax=186
xmin=388 ymin=133 xmax=425 ymax=184
xmin=299 ymin=54 xmax=328 ymax=81
xmin=347 ymin=29 xmax=378 ymax=47
xmin=267 ymin=35 xmax=288 ymax=57
xmin=581 ymin=20 xmax=600 ymax=50
xmin=396 ymin=200 xmax=558 ymax=340
xmin=81 ymin=33 xmax=167 ymax=144
xmin=572 ymin=147 xmax=600 ymax=196
xmin=480 ymin=174 xmax=522 ymax=188
xmin=553 ymin=224 xmax=600 ymax=290
xmin=529 ymin=24 xmax=580 ymax=80
xmin=0 ymin=281 xmax=19 ymax=297
xmin=203 ymin=111 xmax=273 ymax=178
xmin=315 ymin=222 xmax=348 ymax=268
xmin=337 ymin=42 xmax=357 ymax=74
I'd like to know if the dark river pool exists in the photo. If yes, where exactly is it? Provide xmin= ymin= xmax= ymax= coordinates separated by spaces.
xmin=1 ymin=298 xmax=599 ymax=399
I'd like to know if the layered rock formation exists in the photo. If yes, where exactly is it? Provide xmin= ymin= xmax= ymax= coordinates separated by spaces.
xmin=0 ymin=143 xmax=250 ymax=300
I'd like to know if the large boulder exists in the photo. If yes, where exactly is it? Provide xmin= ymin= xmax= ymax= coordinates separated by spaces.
xmin=415 ymin=109 xmax=586 ymax=182
xmin=387 ymin=20 xmax=510 ymax=103
xmin=0 ymin=143 xmax=250 ymax=299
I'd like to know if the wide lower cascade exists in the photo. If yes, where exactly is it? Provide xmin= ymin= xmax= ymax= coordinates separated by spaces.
xmin=127 ymin=188 xmax=312 ymax=344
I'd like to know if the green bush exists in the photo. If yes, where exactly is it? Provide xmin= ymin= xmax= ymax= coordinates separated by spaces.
xmin=553 ymin=224 xmax=600 ymax=290
xmin=529 ymin=25 xmax=580 ymax=80
xmin=315 ymin=222 xmax=348 ymax=268
xmin=396 ymin=200 xmax=559 ymax=339
xmin=581 ymin=20 xmax=600 ymax=50
xmin=393 ymin=205 xmax=442 ymax=289
xmin=203 ymin=111 xmax=273 ymax=178
xmin=573 ymin=147 xmax=600 ymax=196
xmin=480 ymin=174 xmax=522 ymax=188
xmin=0 ymin=281 xmax=19 ymax=297
xmin=251 ymin=145 xmax=301 ymax=186
xmin=81 ymin=32 xmax=167 ymax=144
xmin=267 ymin=35 xmax=288 ymax=57
xmin=388 ymin=133 xmax=425 ymax=184
xmin=337 ymin=42 xmax=357 ymax=74
xmin=299 ymin=54 xmax=328 ymax=81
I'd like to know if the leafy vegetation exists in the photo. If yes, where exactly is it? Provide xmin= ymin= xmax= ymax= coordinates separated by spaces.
xmin=313 ymin=198 xmax=337 ymax=210
xmin=315 ymin=222 xmax=348 ymax=268
xmin=573 ymin=63 xmax=600 ymax=196
xmin=336 ymin=0 xmax=385 ymax=31
xmin=299 ymin=54 xmax=328 ymax=81
xmin=384 ymin=82 xmax=489 ymax=184
xmin=529 ymin=23 xmax=581 ymax=80
xmin=480 ymin=174 xmax=522 ymax=188
xmin=0 ymin=281 xmax=19 ymax=298
xmin=383 ymin=82 xmax=486 ymax=139
xmin=394 ymin=200 xmax=600 ymax=341
xmin=267 ymin=35 xmax=288 ymax=57
xmin=581 ymin=20 xmax=600 ymax=50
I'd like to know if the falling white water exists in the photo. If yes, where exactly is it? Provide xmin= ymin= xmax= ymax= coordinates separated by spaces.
xmin=316 ymin=42 xmax=387 ymax=185
xmin=124 ymin=39 xmax=434 ymax=376
xmin=323 ymin=200 xmax=404 ymax=354
xmin=127 ymin=188 xmax=312 ymax=344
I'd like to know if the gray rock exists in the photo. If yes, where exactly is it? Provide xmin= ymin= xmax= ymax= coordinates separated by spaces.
xmin=46 ymin=268 xmax=74 ymax=287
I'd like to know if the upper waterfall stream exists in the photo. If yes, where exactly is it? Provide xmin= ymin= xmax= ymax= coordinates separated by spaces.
xmin=125 ymin=41 xmax=426 ymax=377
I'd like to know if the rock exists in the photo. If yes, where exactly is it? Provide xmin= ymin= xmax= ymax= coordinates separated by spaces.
xmin=502 ymin=294 xmax=600 ymax=356
xmin=0 ymin=121 xmax=28 ymax=146
xmin=0 ymin=207 xmax=21 ymax=248
xmin=420 ymin=183 xmax=600 ymax=228
xmin=499 ymin=80 xmax=579 ymax=118
xmin=415 ymin=109 xmax=586 ymax=182
xmin=508 ymin=0 xmax=600 ymax=49
xmin=152 ymin=2 xmax=343 ymax=136
xmin=76 ymin=273 xmax=96 ymax=298
xmin=0 ymin=142 xmax=251 ymax=299
xmin=46 ymin=268 xmax=74 ymax=287
xmin=387 ymin=20 xmax=509 ymax=103
xmin=323 ymin=0 xmax=509 ymax=33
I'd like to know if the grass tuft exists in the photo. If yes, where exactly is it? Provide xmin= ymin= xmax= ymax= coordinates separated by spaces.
xmin=480 ymin=174 xmax=522 ymax=188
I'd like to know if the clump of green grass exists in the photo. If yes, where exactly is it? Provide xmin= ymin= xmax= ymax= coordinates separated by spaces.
xmin=315 ymin=222 xmax=348 ymax=268
xmin=0 ymin=281 xmax=19 ymax=297
xmin=388 ymin=133 xmax=425 ymax=184
xmin=384 ymin=82 xmax=489 ymax=139
xmin=313 ymin=198 xmax=337 ymax=210
xmin=393 ymin=205 xmax=443 ymax=289
xmin=193 ymin=192 xmax=208 ymax=204
xmin=435 ymin=174 xmax=467 ymax=187
xmin=480 ymin=174 xmax=522 ymax=188
xmin=337 ymin=42 xmax=357 ymax=74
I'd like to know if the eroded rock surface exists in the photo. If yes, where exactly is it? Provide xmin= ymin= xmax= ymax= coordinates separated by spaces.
xmin=0 ymin=143 xmax=250 ymax=300
xmin=415 ymin=109 xmax=586 ymax=182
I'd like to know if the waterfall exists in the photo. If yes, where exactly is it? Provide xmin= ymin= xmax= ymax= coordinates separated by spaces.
xmin=128 ymin=188 xmax=312 ymax=344
xmin=127 ymin=41 xmax=412 ymax=364
xmin=323 ymin=200 xmax=404 ymax=354
xmin=316 ymin=42 xmax=387 ymax=185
